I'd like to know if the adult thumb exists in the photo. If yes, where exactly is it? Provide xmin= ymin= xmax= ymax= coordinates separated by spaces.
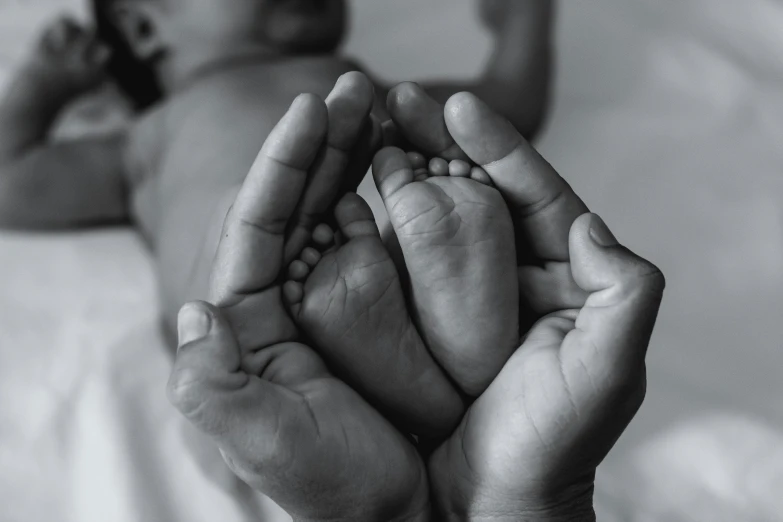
xmin=167 ymin=301 xmax=288 ymax=454
xmin=566 ymin=213 xmax=666 ymax=374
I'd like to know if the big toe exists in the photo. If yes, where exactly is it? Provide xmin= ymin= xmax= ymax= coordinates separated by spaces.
xmin=334 ymin=193 xmax=380 ymax=240
xmin=372 ymin=147 xmax=415 ymax=200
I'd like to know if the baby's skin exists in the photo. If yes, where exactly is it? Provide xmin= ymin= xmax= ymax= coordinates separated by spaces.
xmin=281 ymin=120 xmax=520 ymax=431
xmin=0 ymin=17 xmax=377 ymax=334
xmin=371 ymin=145 xmax=519 ymax=396
xmin=283 ymin=192 xmax=464 ymax=438
xmin=132 ymin=59 xmax=377 ymax=330
xmin=286 ymin=148 xmax=519 ymax=406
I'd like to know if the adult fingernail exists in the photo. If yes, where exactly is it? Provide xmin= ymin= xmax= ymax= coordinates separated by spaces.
xmin=589 ymin=214 xmax=618 ymax=247
xmin=178 ymin=304 xmax=211 ymax=346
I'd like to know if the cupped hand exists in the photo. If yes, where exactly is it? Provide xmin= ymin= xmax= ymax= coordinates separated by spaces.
xmin=386 ymin=84 xmax=665 ymax=520
xmin=168 ymin=73 xmax=429 ymax=522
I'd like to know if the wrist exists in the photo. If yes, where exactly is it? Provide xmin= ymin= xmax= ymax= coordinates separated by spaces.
xmin=435 ymin=485 xmax=595 ymax=522
xmin=12 ymin=62 xmax=83 ymax=108
xmin=293 ymin=503 xmax=432 ymax=522
xmin=439 ymin=503 xmax=595 ymax=522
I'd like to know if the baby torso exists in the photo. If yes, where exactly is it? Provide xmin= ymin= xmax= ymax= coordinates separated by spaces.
xmin=124 ymin=57 xmax=374 ymax=328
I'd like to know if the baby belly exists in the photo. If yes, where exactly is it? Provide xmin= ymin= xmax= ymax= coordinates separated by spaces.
xmin=155 ymin=185 xmax=240 ymax=328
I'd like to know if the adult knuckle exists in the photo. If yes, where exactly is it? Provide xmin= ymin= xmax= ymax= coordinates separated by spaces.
xmin=166 ymin=362 xmax=211 ymax=417
xmin=619 ymin=256 xmax=666 ymax=296
xmin=166 ymin=369 xmax=198 ymax=409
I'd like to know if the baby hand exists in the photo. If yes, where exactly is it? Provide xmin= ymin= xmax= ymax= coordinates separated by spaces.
xmin=24 ymin=16 xmax=110 ymax=99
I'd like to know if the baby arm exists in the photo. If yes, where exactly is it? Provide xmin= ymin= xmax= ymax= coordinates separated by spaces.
xmin=422 ymin=0 xmax=554 ymax=140
xmin=0 ymin=16 xmax=129 ymax=229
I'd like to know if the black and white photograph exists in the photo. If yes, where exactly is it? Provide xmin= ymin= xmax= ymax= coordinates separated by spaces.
xmin=0 ymin=1 xmax=780 ymax=520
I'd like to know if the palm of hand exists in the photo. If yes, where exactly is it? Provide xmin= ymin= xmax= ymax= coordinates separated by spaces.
xmin=430 ymin=309 xmax=643 ymax=512
xmin=172 ymin=87 xmax=429 ymax=520
xmin=226 ymin=343 xmax=427 ymax=521
xmin=212 ymin=252 xmax=427 ymax=521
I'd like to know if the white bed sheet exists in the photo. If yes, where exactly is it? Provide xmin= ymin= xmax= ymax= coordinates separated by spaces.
xmin=1 ymin=0 xmax=782 ymax=520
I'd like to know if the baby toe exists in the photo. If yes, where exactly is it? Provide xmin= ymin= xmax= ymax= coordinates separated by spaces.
xmin=470 ymin=166 xmax=493 ymax=186
xmin=300 ymin=247 xmax=322 ymax=268
xmin=428 ymin=157 xmax=449 ymax=177
xmin=448 ymin=159 xmax=472 ymax=178
xmin=407 ymin=151 xmax=427 ymax=170
xmin=372 ymin=147 xmax=416 ymax=199
xmin=311 ymin=223 xmax=335 ymax=251
xmin=334 ymin=193 xmax=380 ymax=240
xmin=283 ymin=280 xmax=305 ymax=316
xmin=288 ymin=259 xmax=311 ymax=282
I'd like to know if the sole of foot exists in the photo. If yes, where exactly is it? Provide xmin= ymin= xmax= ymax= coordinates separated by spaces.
xmin=284 ymin=192 xmax=464 ymax=438
xmin=373 ymin=147 xmax=519 ymax=397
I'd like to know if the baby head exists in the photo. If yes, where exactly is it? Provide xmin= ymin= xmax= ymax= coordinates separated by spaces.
xmin=94 ymin=0 xmax=348 ymax=107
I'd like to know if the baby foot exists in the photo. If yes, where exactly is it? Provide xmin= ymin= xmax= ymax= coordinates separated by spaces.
xmin=23 ymin=16 xmax=110 ymax=99
xmin=373 ymin=147 xmax=519 ymax=396
xmin=284 ymin=193 xmax=463 ymax=438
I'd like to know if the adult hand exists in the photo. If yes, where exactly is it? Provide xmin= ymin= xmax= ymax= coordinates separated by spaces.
xmin=386 ymin=84 xmax=665 ymax=520
xmin=168 ymin=73 xmax=429 ymax=522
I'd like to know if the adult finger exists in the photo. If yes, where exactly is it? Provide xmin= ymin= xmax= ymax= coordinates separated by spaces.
xmin=210 ymin=94 xmax=328 ymax=305
xmin=564 ymin=213 xmax=666 ymax=374
xmin=317 ymin=113 xmax=384 ymax=237
xmin=285 ymin=72 xmax=376 ymax=262
xmin=385 ymin=82 xmax=469 ymax=161
xmin=444 ymin=92 xmax=589 ymax=262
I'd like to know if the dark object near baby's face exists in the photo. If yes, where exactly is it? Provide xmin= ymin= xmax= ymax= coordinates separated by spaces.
xmin=92 ymin=0 xmax=347 ymax=111
xmin=93 ymin=0 xmax=162 ymax=111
